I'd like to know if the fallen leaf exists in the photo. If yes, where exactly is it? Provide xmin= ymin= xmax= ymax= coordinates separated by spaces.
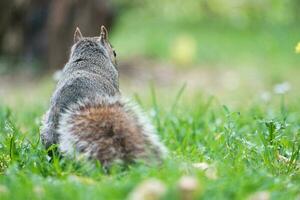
xmin=33 ymin=186 xmax=45 ymax=198
xmin=177 ymin=176 xmax=201 ymax=200
xmin=0 ymin=185 xmax=9 ymax=194
xmin=247 ymin=191 xmax=270 ymax=200
xmin=128 ymin=178 xmax=166 ymax=200
xmin=193 ymin=162 xmax=218 ymax=180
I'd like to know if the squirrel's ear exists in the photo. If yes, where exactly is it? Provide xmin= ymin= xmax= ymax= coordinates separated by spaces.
xmin=74 ymin=27 xmax=83 ymax=43
xmin=100 ymin=25 xmax=108 ymax=41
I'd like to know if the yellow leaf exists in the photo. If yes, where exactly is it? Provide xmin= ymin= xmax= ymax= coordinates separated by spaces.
xmin=295 ymin=42 xmax=300 ymax=54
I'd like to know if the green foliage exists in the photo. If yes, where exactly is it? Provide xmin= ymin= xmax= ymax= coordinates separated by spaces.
xmin=111 ymin=13 xmax=300 ymax=69
xmin=0 ymin=89 xmax=299 ymax=199
xmin=110 ymin=0 xmax=300 ymax=70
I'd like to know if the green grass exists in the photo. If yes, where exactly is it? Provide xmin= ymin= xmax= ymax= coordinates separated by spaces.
xmin=0 ymin=87 xmax=299 ymax=199
xmin=111 ymin=13 xmax=300 ymax=71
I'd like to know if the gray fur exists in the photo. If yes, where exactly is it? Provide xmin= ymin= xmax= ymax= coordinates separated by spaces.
xmin=41 ymin=36 xmax=119 ymax=149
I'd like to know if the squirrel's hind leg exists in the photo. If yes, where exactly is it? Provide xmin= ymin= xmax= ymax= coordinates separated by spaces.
xmin=40 ymin=108 xmax=61 ymax=157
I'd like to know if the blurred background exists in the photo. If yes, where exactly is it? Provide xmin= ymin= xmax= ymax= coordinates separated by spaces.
xmin=0 ymin=0 xmax=299 ymax=107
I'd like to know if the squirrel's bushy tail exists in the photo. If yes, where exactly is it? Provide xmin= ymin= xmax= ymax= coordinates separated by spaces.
xmin=57 ymin=96 xmax=167 ymax=166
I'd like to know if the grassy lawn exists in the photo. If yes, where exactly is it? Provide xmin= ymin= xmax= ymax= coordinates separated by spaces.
xmin=0 ymin=80 xmax=299 ymax=199
xmin=0 ymin=8 xmax=300 ymax=199
xmin=111 ymin=13 xmax=300 ymax=71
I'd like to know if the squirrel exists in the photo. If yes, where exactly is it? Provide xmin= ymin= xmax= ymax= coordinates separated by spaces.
xmin=40 ymin=26 xmax=167 ymax=167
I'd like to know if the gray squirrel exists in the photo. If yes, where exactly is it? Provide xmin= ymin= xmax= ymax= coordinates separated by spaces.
xmin=40 ymin=26 xmax=167 ymax=166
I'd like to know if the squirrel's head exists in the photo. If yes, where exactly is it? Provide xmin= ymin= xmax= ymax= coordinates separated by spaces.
xmin=71 ymin=26 xmax=117 ymax=66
